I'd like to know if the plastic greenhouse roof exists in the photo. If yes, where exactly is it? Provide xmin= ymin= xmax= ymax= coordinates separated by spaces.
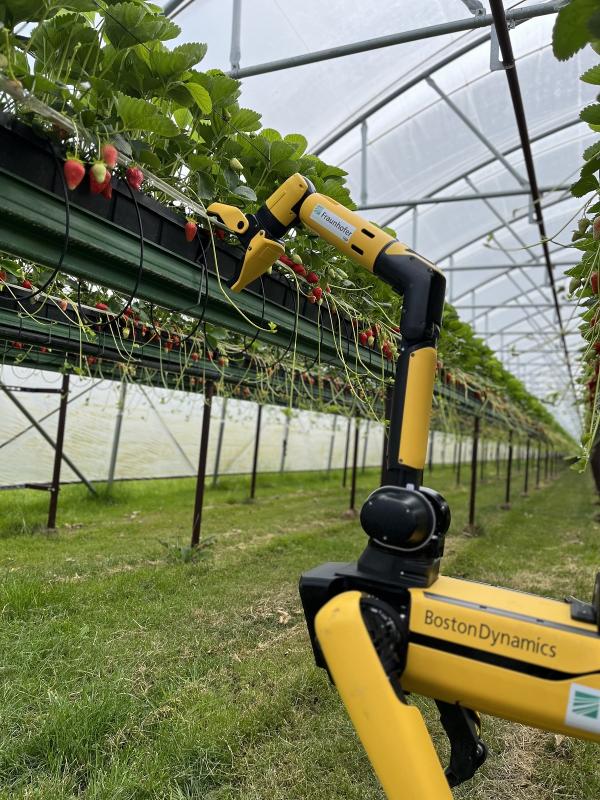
xmin=160 ymin=0 xmax=595 ymax=436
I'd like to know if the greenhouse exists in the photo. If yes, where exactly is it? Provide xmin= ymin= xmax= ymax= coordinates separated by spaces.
xmin=0 ymin=0 xmax=599 ymax=797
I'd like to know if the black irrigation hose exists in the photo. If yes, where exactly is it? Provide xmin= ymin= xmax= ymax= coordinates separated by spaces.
xmin=268 ymin=283 xmax=300 ymax=370
xmin=240 ymin=276 xmax=266 ymax=354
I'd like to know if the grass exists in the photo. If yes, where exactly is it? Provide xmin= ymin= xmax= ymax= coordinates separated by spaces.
xmin=0 ymin=461 xmax=598 ymax=799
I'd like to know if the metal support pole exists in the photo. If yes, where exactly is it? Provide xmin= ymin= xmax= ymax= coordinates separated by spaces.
xmin=342 ymin=415 xmax=352 ymax=488
xmin=535 ymin=442 xmax=542 ymax=489
xmin=456 ymin=436 xmax=463 ymax=486
xmin=467 ymin=416 xmax=480 ymax=531
xmin=523 ymin=438 xmax=531 ymax=496
xmin=229 ymin=0 xmax=242 ymax=71
xmin=544 ymin=446 xmax=549 ymax=481
xmin=280 ymin=413 xmax=291 ymax=473
xmin=349 ymin=419 xmax=360 ymax=512
xmin=212 ymin=396 xmax=227 ymax=487
xmin=428 ymin=429 xmax=435 ymax=472
xmin=361 ymin=419 xmax=370 ymax=473
xmin=479 ymin=436 xmax=485 ymax=481
xmin=191 ymin=382 xmax=214 ymax=548
xmin=380 ymin=385 xmax=393 ymax=485
xmin=360 ymin=121 xmax=368 ymax=207
xmin=47 ymin=374 xmax=70 ymax=529
xmin=0 ymin=379 xmax=96 ymax=495
xmin=496 ymin=440 xmax=500 ymax=478
xmin=107 ymin=380 xmax=127 ymax=491
xmin=502 ymin=431 xmax=514 ymax=509
xmin=249 ymin=403 xmax=262 ymax=500
xmin=327 ymin=415 xmax=337 ymax=472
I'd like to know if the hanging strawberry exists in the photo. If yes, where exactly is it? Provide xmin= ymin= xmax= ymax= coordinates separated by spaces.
xmin=63 ymin=157 xmax=85 ymax=191
xmin=185 ymin=218 xmax=198 ymax=242
xmin=125 ymin=166 xmax=144 ymax=191
xmin=101 ymin=143 xmax=118 ymax=169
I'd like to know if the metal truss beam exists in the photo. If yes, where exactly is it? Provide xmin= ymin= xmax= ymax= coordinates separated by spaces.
xmin=230 ymin=3 xmax=564 ymax=80
xmin=356 ymin=186 xmax=569 ymax=210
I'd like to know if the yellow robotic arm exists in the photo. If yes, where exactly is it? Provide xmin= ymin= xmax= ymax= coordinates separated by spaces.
xmin=209 ymin=173 xmax=446 ymax=490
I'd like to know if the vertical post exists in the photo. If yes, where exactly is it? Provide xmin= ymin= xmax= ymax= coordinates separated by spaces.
xmin=523 ymin=437 xmax=531 ymax=496
xmin=428 ymin=429 xmax=435 ymax=473
xmin=360 ymin=121 xmax=368 ymax=207
xmin=191 ymin=381 xmax=214 ymax=547
xmin=456 ymin=435 xmax=462 ymax=486
xmin=280 ymin=413 xmax=291 ymax=473
xmin=342 ymin=415 xmax=352 ymax=487
xmin=496 ymin=440 xmax=500 ymax=478
xmin=361 ymin=418 xmax=370 ymax=473
xmin=249 ymin=403 xmax=262 ymax=500
xmin=349 ymin=418 xmax=360 ymax=512
xmin=441 ymin=433 xmax=446 ymax=467
xmin=212 ymin=396 xmax=227 ymax=487
xmin=535 ymin=441 xmax=542 ymax=489
xmin=502 ymin=430 xmax=513 ymax=509
xmin=107 ymin=379 xmax=127 ymax=491
xmin=47 ymin=373 xmax=70 ymax=529
xmin=327 ymin=415 xmax=337 ymax=472
xmin=452 ymin=438 xmax=458 ymax=470
xmin=229 ymin=0 xmax=242 ymax=70
xmin=544 ymin=446 xmax=549 ymax=481
xmin=380 ymin=384 xmax=393 ymax=485
xmin=479 ymin=436 xmax=485 ymax=481
xmin=467 ymin=416 xmax=480 ymax=531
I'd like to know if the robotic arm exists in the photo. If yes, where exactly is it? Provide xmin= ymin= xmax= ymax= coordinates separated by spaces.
xmin=208 ymin=178 xmax=600 ymax=800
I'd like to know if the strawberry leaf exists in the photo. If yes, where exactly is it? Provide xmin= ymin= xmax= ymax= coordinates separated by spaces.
xmin=116 ymin=93 xmax=178 ymax=137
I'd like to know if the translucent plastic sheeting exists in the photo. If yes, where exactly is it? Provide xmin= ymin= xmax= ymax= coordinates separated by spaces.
xmin=160 ymin=0 xmax=590 ymax=435
xmin=0 ymin=366 xmax=386 ymax=487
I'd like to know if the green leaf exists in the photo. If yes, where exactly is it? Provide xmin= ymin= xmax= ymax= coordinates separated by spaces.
xmin=116 ymin=93 xmax=178 ymax=137
xmin=103 ymin=2 xmax=180 ymax=49
xmin=173 ymin=107 xmax=193 ymax=129
xmin=581 ymin=155 xmax=600 ymax=176
xmin=139 ymin=149 xmax=162 ymax=171
xmin=229 ymin=107 xmax=262 ymax=132
xmin=581 ymin=103 xmax=600 ymax=124
xmin=188 ymin=154 xmax=214 ymax=172
xmin=584 ymin=140 xmax=600 ymax=161
xmin=233 ymin=185 xmax=257 ymax=202
xmin=552 ymin=0 xmax=599 ymax=60
xmin=589 ymin=9 xmax=600 ymax=38
xmin=185 ymin=82 xmax=212 ymax=114
xmin=261 ymin=128 xmax=282 ymax=142
xmin=197 ymin=171 xmax=216 ymax=199
xmin=582 ymin=64 xmax=600 ymax=84
xmin=149 ymin=42 xmax=207 ymax=80
xmin=269 ymin=140 xmax=296 ymax=166
xmin=283 ymin=133 xmax=308 ymax=158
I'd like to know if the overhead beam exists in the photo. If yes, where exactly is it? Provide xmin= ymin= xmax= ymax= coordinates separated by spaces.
xmin=444 ymin=261 xmax=573 ymax=272
xmin=357 ymin=186 xmax=569 ymax=209
xmin=229 ymin=2 xmax=566 ymax=81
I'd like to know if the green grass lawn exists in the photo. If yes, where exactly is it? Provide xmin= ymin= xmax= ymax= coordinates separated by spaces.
xmin=0 ymin=461 xmax=598 ymax=799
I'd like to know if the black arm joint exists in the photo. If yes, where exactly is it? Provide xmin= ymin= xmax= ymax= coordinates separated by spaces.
xmin=436 ymin=700 xmax=488 ymax=788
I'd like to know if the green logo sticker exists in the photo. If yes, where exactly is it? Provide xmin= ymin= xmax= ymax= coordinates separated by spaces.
xmin=566 ymin=683 xmax=600 ymax=733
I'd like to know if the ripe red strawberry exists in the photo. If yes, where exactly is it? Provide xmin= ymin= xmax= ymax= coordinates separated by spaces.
xmin=123 ymin=306 xmax=132 ymax=317
xmin=307 ymin=271 xmax=319 ymax=284
xmin=101 ymin=180 xmax=112 ymax=200
xmin=325 ymin=285 xmax=331 ymax=293
xmin=312 ymin=286 xmax=323 ymax=301
xmin=95 ymin=302 xmax=109 ymax=311
xmin=218 ymin=356 xmax=228 ymax=367
xmin=308 ymin=293 xmax=317 ymax=304
xmin=87 ymin=355 xmax=97 ymax=366
xmin=21 ymin=279 xmax=32 ymax=290
xmin=185 ymin=219 xmax=197 ymax=242
xmin=191 ymin=352 xmax=200 ymax=361
xmin=12 ymin=341 xmax=23 ymax=350
xmin=58 ymin=299 xmax=68 ymax=312
xmin=126 ymin=166 xmax=144 ymax=191
xmin=280 ymin=254 xmax=295 ymax=267
xmin=164 ymin=340 xmax=173 ymax=352
xmin=592 ymin=272 xmax=599 ymax=294
xmin=595 ymin=342 xmax=600 ymax=354
xmin=359 ymin=331 xmax=368 ymax=346
xmin=91 ymin=161 xmax=107 ymax=184
xmin=593 ymin=216 xmax=600 ymax=241
xmin=40 ymin=346 xmax=48 ymax=353
xmin=382 ymin=343 xmax=393 ymax=360
xmin=101 ymin=143 xmax=118 ymax=169
xmin=63 ymin=158 xmax=85 ymax=191
xmin=215 ymin=228 xmax=226 ymax=240
xmin=0 ymin=271 xmax=5 ymax=282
